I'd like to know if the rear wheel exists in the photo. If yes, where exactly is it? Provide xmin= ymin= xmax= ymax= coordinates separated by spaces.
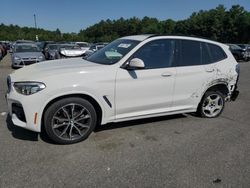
xmin=44 ymin=97 xmax=97 ymax=144
xmin=197 ymin=91 xmax=225 ymax=118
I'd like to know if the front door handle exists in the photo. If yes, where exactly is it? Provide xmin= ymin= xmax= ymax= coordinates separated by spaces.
xmin=161 ymin=72 xmax=172 ymax=77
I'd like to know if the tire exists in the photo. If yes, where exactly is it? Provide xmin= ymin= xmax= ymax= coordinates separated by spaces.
xmin=197 ymin=90 xmax=225 ymax=118
xmin=44 ymin=97 xmax=97 ymax=144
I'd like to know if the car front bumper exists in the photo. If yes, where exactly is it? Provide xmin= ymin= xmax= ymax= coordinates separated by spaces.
xmin=12 ymin=59 xmax=44 ymax=68
xmin=6 ymin=90 xmax=46 ymax=132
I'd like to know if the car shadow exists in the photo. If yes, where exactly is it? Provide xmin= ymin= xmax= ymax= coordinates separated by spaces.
xmin=6 ymin=114 xmax=39 ymax=141
xmin=6 ymin=113 xmax=188 ymax=144
xmin=95 ymin=114 xmax=187 ymax=132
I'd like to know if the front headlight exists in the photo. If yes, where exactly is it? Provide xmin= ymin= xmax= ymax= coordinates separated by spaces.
xmin=14 ymin=56 xmax=21 ymax=61
xmin=13 ymin=82 xmax=46 ymax=95
xmin=38 ymin=55 xmax=44 ymax=60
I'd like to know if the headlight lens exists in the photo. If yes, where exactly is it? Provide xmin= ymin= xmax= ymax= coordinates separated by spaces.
xmin=38 ymin=55 xmax=44 ymax=60
xmin=13 ymin=82 xmax=46 ymax=95
xmin=14 ymin=56 xmax=21 ymax=61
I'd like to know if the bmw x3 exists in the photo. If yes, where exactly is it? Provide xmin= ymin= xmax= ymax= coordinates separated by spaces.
xmin=6 ymin=35 xmax=239 ymax=144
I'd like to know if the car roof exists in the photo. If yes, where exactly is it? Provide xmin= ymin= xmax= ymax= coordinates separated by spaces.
xmin=15 ymin=43 xmax=37 ymax=46
xmin=121 ymin=34 xmax=155 ymax=41
xmin=16 ymin=40 xmax=34 ymax=43
xmin=120 ymin=34 xmax=226 ymax=46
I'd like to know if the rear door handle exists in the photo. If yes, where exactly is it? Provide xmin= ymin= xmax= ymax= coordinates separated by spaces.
xmin=161 ymin=72 xmax=172 ymax=77
xmin=206 ymin=68 xmax=215 ymax=73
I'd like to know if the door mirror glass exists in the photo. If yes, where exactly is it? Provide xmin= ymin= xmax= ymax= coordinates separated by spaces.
xmin=128 ymin=58 xmax=145 ymax=69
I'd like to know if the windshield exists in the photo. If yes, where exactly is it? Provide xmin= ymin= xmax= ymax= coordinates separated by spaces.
xmin=230 ymin=44 xmax=242 ymax=50
xmin=77 ymin=43 xmax=89 ymax=47
xmin=48 ymin=45 xmax=59 ymax=50
xmin=61 ymin=45 xmax=81 ymax=50
xmin=86 ymin=39 xmax=140 ymax=64
xmin=15 ymin=44 xmax=40 ymax=52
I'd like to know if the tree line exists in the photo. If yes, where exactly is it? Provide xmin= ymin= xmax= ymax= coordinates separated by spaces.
xmin=1 ymin=5 xmax=250 ymax=43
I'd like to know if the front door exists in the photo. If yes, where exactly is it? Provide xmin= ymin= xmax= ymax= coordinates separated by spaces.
xmin=115 ymin=39 xmax=176 ymax=120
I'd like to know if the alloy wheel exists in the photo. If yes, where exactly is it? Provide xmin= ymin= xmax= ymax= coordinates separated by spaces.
xmin=202 ymin=94 xmax=224 ymax=118
xmin=51 ymin=103 xmax=92 ymax=141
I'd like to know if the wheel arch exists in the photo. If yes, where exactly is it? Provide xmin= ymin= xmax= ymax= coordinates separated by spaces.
xmin=41 ymin=93 xmax=103 ymax=132
xmin=202 ymin=82 xmax=230 ymax=100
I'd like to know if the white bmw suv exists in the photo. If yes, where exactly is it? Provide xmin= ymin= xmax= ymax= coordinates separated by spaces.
xmin=6 ymin=35 xmax=239 ymax=144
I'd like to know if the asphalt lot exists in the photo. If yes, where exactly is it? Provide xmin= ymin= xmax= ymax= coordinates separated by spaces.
xmin=0 ymin=54 xmax=250 ymax=188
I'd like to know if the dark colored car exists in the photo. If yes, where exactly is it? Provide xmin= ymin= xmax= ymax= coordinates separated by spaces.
xmin=0 ymin=43 xmax=8 ymax=59
xmin=227 ymin=44 xmax=247 ymax=61
xmin=36 ymin=41 xmax=54 ymax=55
xmin=237 ymin=44 xmax=250 ymax=61
xmin=44 ymin=43 xmax=61 ymax=60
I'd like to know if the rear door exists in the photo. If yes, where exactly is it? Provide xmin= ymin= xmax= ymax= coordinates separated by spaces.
xmin=172 ymin=39 xmax=210 ymax=110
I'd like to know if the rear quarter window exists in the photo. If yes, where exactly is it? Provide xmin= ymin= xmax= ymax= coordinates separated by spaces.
xmin=207 ymin=43 xmax=227 ymax=63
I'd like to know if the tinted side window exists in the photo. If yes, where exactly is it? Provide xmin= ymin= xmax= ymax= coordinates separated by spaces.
xmin=177 ymin=40 xmax=201 ymax=66
xmin=201 ymin=42 xmax=212 ymax=64
xmin=207 ymin=43 xmax=227 ymax=63
xmin=132 ymin=39 xmax=175 ymax=69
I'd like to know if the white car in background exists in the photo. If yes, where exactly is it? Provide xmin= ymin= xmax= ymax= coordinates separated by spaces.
xmin=59 ymin=44 xmax=86 ymax=58
xmin=75 ymin=42 xmax=90 ymax=52
xmin=6 ymin=35 xmax=239 ymax=144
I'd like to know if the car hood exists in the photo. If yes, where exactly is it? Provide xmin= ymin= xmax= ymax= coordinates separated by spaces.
xmin=13 ymin=52 xmax=43 ymax=58
xmin=10 ymin=58 xmax=104 ymax=82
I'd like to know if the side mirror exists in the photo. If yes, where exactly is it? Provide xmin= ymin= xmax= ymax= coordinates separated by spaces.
xmin=127 ymin=58 xmax=145 ymax=69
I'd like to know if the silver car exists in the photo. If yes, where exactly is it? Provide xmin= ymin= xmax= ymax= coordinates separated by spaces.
xmin=11 ymin=43 xmax=45 ymax=68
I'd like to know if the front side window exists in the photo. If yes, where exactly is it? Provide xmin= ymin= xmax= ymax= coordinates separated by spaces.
xmin=86 ymin=39 xmax=140 ymax=65
xmin=48 ymin=45 xmax=58 ymax=50
xmin=131 ymin=39 xmax=175 ymax=69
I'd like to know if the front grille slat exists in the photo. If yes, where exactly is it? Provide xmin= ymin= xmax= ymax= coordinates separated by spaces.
xmin=22 ymin=61 xmax=37 ymax=65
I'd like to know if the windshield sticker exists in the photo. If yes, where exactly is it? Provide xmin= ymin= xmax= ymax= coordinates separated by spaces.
xmin=118 ymin=43 xmax=131 ymax=48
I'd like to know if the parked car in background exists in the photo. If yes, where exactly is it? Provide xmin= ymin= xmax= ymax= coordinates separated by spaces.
xmin=44 ymin=43 xmax=61 ymax=60
xmin=11 ymin=43 xmax=45 ymax=68
xmin=84 ymin=42 xmax=108 ymax=57
xmin=6 ymin=35 xmax=239 ymax=144
xmin=0 ymin=43 xmax=7 ymax=59
xmin=75 ymin=42 xmax=90 ymax=52
xmin=37 ymin=41 xmax=54 ymax=55
xmin=227 ymin=44 xmax=248 ymax=61
xmin=58 ymin=44 xmax=86 ymax=58
xmin=0 ymin=45 xmax=2 ymax=60
xmin=10 ymin=40 xmax=35 ymax=53
xmin=237 ymin=44 xmax=250 ymax=61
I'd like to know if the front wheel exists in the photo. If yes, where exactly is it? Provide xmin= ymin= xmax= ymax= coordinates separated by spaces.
xmin=44 ymin=97 xmax=97 ymax=144
xmin=197 ymin=91 xmax=225 ymax=118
